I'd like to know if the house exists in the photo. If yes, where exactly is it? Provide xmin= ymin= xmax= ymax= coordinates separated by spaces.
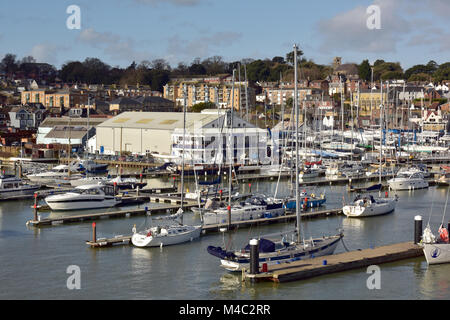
xmin=8 ymin=105 xmax=46 ymax=129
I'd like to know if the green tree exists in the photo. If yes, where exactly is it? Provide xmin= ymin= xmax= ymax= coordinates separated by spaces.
xmin=286 ymin=48 xmax=304 ymax=65
xmin=191 ymin=101 xmax=216 ymax=112
xmin=358 ymin=59 xmax=371 ymax=81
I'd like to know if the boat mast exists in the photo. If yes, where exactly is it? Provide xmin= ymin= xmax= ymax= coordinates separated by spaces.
xmin=180 ymin=85 xmax=187 ymax=223
xmin=227 ymin=69 xmax=236 ymax=230
xmin=294 ymin=44 xmax=301 ymax=242
xmin=379 ymin=80 xmax=383 ymax=187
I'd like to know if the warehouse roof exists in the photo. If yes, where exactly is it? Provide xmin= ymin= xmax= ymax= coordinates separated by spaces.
xmin=39 ymin=117 xmax=107 ymax=128
xmin=97 ymin=111 xmax=223 ymax=130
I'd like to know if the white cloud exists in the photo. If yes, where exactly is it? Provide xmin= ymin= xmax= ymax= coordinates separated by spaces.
xmin=30 ymin=43 xmax=66 ymax=64
xmin=167 ymin=31 xmax=242 ymax=63
xmin=77 ymin=28 xmax=151 ymax=63
xmin=317 ymin=0 xmax=411 ymax=54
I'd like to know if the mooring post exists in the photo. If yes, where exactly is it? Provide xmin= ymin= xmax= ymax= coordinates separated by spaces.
xmin=414 ymin=215 xmax=422 ymax=244
xmin=227 ymin=205 xmax=231 ymax=230
xmin=33 ymin=193 xmax=38 ymax=221
xmin=92 ymin=222 xmax=97 ymax=243
xmin=249 ymin=239 xmax=259 ymax=275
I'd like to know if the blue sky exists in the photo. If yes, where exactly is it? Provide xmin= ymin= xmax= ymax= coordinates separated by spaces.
xmin=1 ymin=0 xmax=449 ymax=70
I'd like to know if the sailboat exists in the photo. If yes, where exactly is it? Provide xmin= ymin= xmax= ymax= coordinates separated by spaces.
xmin=131 ymin=209 xmax=202 ymax=247
xmin=422 ymin=189 xmax=450 ymax=265
xmin=131 ymin=86 xmax=202 ymax=248
xmin=206 ymin=47 xmax=342 ymax=272
xmin=343 ymin=86 xmax=398 ymax=218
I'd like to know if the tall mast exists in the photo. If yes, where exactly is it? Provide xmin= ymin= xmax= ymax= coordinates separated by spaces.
xmin=379 ymin=80 xmax=383 ymax=186
xmin=294 ymin=44 xmax=301 ymax=242
xmin=244 ymin=64 xmax=249 ymax=123
xmin=340 ymin=77 xmax=344 ymax=146
xmin=227 ymin=69 xmax=236 ymax=230
xmin=180 ymin=85 xmax=187 ymax=223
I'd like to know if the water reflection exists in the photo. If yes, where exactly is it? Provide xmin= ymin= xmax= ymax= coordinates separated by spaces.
xmin=420 ymin=263 xmax=450 ymax=299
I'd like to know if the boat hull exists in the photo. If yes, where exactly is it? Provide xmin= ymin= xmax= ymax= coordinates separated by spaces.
xmin=423 ymin=243 xmax=450 ymax=265
xmin=343 ymin=199 xmax=396 ymax=217
xmin=387 ymin=178 xmax=429 ymax=191
xmin=131 ymin=226 xmax=202 ymax=247
xmin=45 ymin=196 xmax=120 ymax=211
xmin=216 ymin=236 xmax=342 ymax=272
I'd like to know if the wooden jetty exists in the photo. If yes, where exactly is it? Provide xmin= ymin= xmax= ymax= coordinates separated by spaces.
xmin=243 ymin=242 xmax=423 ymax=283
xmin=26 ymin=202 xmax=199 ymax=227
xmin=85 ymin=207 xmax=343 ymax=248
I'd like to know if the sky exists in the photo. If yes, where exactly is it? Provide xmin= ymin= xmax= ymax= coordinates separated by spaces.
xmin=1 ymin=0 xmax=449 ymax=70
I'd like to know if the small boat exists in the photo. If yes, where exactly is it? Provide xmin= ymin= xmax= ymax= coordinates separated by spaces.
xmin=79 ymin=159 xmax=108 ymax=174
xmin=0 ymin=175 xmax=40 ymax=198
xmin=131 ymin=210 xmax=202 ymax=247
xmin=45 ymin=184 xmax=121 ymax=211
xmin=398 ymin=164 xmax=431 ymax=178
xmin=70 ymin=176 xmax=110 ymax=187
xmin=107 ymin=176 xmax=147 ymax=190
xmin=298 ymin=167 xmax=320 ymax=179
xmin=435 ymin=172 xmax=450 ymax=187
xmin=284 ymin=190 xmax=326 ymax=210
xmin=343 ymin=194 xmax=397 ymax=218
xmin=26 ymin=164 xmax=84 ymax=184
xmin=387 ymin=171 xmax=429 ymax=191
xmin=207 ymin=232 xmax=343 ymax=272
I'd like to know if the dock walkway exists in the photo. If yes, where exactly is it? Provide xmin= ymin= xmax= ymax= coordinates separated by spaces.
xmin=244 ymin=241 xmax=423 ymax=283
xmin=85 ymin=208 xmax=343 ymax=247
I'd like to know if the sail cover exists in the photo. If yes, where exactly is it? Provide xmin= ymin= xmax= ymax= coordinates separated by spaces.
xmin=244 ymin=238 xmax=275 ymax=253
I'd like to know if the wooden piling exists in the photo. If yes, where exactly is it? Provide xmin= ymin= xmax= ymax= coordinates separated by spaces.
xmin=92 ymin=222 xmax=97 ymax=243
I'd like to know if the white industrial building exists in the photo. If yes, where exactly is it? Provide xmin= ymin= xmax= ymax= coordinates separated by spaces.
xmin=95 ymin=111 xmax=272 ymax=165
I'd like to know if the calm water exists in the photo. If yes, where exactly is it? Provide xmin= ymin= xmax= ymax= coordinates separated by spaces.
xmin=1 ymin=175 xmax=449 ymax=300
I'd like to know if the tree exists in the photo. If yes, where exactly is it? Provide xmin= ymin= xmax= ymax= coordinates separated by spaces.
xmin=1 ymin=54 xmax=18 ymax=74
xmin=151 ymin=59 xmax=171 ymax=71
xmin=433 ymin=66 xmax=450 ymax=82
xmin=358 ymin=59 xmax=371 ymax=81
xmin=286 ymin=48 xmax=304 ymax=65
xmin=272 ymin=56 xmax=285 ymax=64
xmin=191 ymin=101 xmax=216 ymax=112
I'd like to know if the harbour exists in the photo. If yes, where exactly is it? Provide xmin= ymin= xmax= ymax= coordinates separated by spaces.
xmin=1 ymin=172 xmax=449 ymax=299
xmin=2 ymin=1 xmax=450 ymax=304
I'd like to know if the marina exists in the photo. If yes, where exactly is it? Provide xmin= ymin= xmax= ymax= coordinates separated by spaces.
xmin=2 ymin=1 xmax=450 ymax=303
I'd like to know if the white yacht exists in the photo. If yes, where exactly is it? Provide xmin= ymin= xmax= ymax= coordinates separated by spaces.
xmin=131 ymin=223 xmax=202 ymax=247
xmin=45 ymin=184 xmax=121 ymax=211
xmin=27 ymin=164 xmax=82 ymax=184
xmin=343 ymin=194 xmax=397 ymax=218
xmin=203 ymin=204 xmax=267 ymax=226
xmin=387 ymin=171 xmax=429 ymax=191
xmin=70 ymin=176 xmax=110 ymax=187
xmin=0 ymin=175 xmax=40 ymax=198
